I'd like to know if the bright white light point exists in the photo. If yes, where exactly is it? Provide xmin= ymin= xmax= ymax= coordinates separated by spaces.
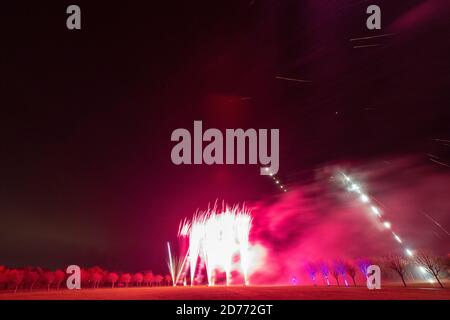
xmin=405 ymin=249 xmax=413 ymax=257
xmin=270 ymin=173 xmax=273 ymax=177
xmin=276 ymin=180 xmax=279 ymax=184
xmin=428 ymin=279 xmax=435 ymax=283
xmin=383 ymin=221 xmax=391 ymax=229
xmin=393 ymin=234 xmax=402 ymax=243
xmin=418 ymin=266 xmax=426 ymax=274
xmin=360 ymin=194 xmax=369 ymax=203
xmin=265 ymin=167 xmax=269 ymax=172
xmin=371 ymin=206 xmax=380 ymax=215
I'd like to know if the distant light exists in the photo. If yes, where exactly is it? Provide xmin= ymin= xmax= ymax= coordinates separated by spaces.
xmin=265 ymin=167 xmax=269 ymax=172
xmin=270 ymin=173 xmax=273 ymax=176
xmin=428 ymin=279 xmax=435 ymax=284
xmin=405 ymin=249 xmax=414 ymax=257
xmin=276 ymin=180 xmax=279 ymax=184
xmin=383 ymin=221 xmax=391 ymax=229
xmin=291 ymin=277 xmax=297 ymax=286
xmin=360 ymin=194 xmax=369 ymax=203
xmin=393 ymin=234 xmax=402 ymax=243
xmin=350 ymin=184 xmax=360 ymax=192
xmin=371 ymin=206 xmax=381 ymax=215
xmin=418 ymin=266 xmax=426 ymax=274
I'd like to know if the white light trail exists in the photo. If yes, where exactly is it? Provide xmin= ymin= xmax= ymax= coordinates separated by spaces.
xmin=338 ymin=172 xmax=416 ymax=259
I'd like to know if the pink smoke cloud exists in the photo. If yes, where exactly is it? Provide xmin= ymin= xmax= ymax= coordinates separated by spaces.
xmin=246 ymin=156 xmax=450 ymax=284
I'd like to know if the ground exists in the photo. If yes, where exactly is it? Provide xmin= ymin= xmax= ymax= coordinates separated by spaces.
xmin=1 ymin=283 xmax=449 ymax=300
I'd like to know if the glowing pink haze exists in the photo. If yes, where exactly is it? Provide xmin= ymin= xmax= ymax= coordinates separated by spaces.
xmin=246 ymin=157 xmax=450 ymax=284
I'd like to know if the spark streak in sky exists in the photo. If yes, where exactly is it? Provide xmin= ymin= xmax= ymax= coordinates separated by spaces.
xmin=338 ymin=172 xmax=415 ymax=258
xmin=264 ymin=167 xmax=288 ymax=192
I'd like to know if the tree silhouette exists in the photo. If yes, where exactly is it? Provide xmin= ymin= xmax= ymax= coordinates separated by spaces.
xmin=414 ymin=250 xmax=445 ymax=288
xmin=385 ymin=254 xmax=408 ymax=287
xmin=344 ymin=262 xmax=357 ymax=286
xmin=333 ymin=260 xmax=348 ymax=286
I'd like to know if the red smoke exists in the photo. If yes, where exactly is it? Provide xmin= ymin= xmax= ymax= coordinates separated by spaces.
xmin=246 ymin=156 xmax=450 ymax=284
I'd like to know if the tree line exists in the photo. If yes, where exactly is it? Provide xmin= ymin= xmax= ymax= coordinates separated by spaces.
xmin=302 ymin=250 xmax=449 ymax=288
xmin=0 ymin=265 xmax=171 ymax=293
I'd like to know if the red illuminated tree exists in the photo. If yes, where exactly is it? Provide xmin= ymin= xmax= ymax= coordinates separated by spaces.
xmin=43 ymin=271 xmax=55 ymax=291
xmin=25 ymin=270 xmax=40 ymax=291
xmin=120 ymin=273 xmax=132 ymax=287
xmin=8 ymin=269 xmax=24 ymax=293
xmin=54 ymin=270 xmax=66 ymax=290
xmin=165 ymin=274 xmax=172 ymax=286
xmin=91 ymin=272 xmax=103 ymax=288
xmin=344 ymin=262 xmax=357 ymax=286
xmin=154 ymin=274 xmax=163 ymax=286
xmin=144 ymin=272 xmax=154 ymax=286
xmin=0 ymin=268 xmax=8 ymax=290
xmin=133 ymin=273 xmax=144 ymax=287
xmin=107 ymin=272 xmax=119 ymax=288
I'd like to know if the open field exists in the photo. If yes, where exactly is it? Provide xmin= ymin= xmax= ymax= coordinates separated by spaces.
xmin=1 ymin=284 xmax=449 ymax=300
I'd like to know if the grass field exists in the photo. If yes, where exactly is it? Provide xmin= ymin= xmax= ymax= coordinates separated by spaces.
xmin=1 ymin=283 xmax=449 ymax=300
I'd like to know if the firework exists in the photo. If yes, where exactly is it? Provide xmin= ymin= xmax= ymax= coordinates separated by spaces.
xmin=177 ymin=202 xmax=253 ymax=286
xmin=338 ymin=172 xmax=415 ymax=258
xmin=167 ymin=242 xmax=189 ymax=286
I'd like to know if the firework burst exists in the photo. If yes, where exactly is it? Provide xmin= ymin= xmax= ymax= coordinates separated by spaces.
xmin=177 ymin=202 xmax=253 ymax=286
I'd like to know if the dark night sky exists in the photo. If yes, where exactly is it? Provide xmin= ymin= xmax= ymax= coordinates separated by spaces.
xmin=1 ymin=1 xmax=449 ymax=273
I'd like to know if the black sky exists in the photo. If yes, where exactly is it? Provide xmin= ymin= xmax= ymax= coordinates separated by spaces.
xmin=1 ymin=1 xmax=449 ymax=273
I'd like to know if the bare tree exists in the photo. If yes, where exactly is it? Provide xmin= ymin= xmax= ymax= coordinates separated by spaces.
xmin=384 ymin=254 xmax=408 ymax=287
xmin=331 ymin=268 xmax=340 ymax=286
xmin=333 ymin=260 xmax=348 ymax=286
xmin=304 ymin=262 xmax=318 ymax=286
xmin=344 ymin=262 xmax=357 ymax=286
xmin=318 ymin=262 xmax=330 ymax=286
xmin=414 ymin=251 xmax=445 ymax=288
